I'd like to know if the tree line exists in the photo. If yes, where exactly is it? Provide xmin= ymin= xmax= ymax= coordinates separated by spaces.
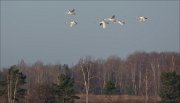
xmin=0 ymin=51 xmax=180 ymax=103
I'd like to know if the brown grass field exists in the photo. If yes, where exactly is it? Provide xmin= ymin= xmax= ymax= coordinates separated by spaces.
xmin=75 ymin=94 xmax=161 ymax=103
xmin=0 ymin=94 xmax=161 ymax=103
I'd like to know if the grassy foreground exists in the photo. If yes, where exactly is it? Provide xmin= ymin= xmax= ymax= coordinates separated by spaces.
xmin=75 ymin=94 xmax=160 ymax=103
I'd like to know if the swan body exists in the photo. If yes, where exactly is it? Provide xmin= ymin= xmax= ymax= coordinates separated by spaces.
xmin=105 ymin=15 xmax=116 ymax=22
xmin=114 ymin=19 xmax=125 ymax=25
xmin=68 ymin=20 xmax=77 ymax=27
xmin=137 ymin=16 xmax=148 ymax=22
xmin=67 ymin=9 xmax=76 ymax=15
xmin=99 ymin=19 xmax=109 ymax=29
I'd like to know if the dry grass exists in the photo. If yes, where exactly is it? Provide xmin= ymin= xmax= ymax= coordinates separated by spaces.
xmin=75 ymin=94 xmax=160 ymax=103
xmin=0 ymin=94 xmax=160 ymax=103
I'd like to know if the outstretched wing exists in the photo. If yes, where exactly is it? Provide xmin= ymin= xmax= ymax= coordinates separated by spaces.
xmin=111 ymin=15 xmax=115 ymax=19
xmin=71 ymin=9 xmax=75 ymax=12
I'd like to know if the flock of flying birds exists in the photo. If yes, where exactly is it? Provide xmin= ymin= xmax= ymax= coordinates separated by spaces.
xmin=66 ymin=9 xmax=148 ymax=28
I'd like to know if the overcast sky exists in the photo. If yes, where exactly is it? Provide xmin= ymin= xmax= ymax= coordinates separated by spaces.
xmin=1 ymin=1 xmax=179 ymax=68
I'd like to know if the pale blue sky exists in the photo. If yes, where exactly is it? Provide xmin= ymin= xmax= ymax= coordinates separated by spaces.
xmin=1 ymin=1 xmax=179 ymax=68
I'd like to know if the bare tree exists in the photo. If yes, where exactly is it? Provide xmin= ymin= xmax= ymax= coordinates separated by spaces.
xmin=79 ymin=57 xmax=96 ymax=103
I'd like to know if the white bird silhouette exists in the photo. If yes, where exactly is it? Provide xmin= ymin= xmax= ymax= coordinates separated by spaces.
xmin=114 ymin=19 xmax=125 ymax=26
xmin=105 ymin=15 xmax=116 ymax=22
xmin=99 ymin=19 xmax=109 ymax=29
xmin=66 ymin=9 xmax=75 ymax=15
xmin=67 ymin=20 xmax=77 ymax=27
xmin=137 ymin=16 xmax=148 ymax=22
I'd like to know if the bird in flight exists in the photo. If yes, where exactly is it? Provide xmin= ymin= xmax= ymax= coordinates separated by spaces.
xmin=137 ymin=16 xmax=148 ymax=22
xmin=99 ymin=19 xmax=109 ymax=29
xmin=105 ymin=15 xmax=116 ymax=23
xmin=66 ymin=9 xmax=76 ymax=15
xmin=67 ymin=20 xmax=77 ymax=27
xmin=114 ymin=19 xmax=125 ymax=26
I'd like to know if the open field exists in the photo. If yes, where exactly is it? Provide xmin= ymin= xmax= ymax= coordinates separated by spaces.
xmin=75 ymin=95 xmax=161 ymax=103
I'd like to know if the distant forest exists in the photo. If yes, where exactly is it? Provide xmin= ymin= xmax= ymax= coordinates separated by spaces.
xmin=0 ymin=51 xmax=180 ymax=103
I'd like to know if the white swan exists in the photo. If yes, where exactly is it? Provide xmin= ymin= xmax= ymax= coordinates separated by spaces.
xmin=137 ymin=16 xmax=148 ymax=22
xmin=66 ymin=9 xmax=75 ymax=15
xmin=67 ymin=20 xmax=77 ymax=27
xmin=105 ymin=15 xmax=116 ymax=22
xmin=114 ymin=19 xmax=125 ymax=26
xmin=99 ymin=19 xmax=109 ymax=29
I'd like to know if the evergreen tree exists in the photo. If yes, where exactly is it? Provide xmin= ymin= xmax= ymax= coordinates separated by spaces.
xmin=0 ymin=65 xmax=26 ymax=103
xmin=159 ymin=71 xmax=180 ymax=103
xmin=103 ymin=81 xmax=116 ymax=95
xmin=62 ymin=64 xmax=71 ymax=77
xmin=0 ymin=80 xmax=6 ymax=96
xmin=55 ymin=74 xmax=79 ymax=103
